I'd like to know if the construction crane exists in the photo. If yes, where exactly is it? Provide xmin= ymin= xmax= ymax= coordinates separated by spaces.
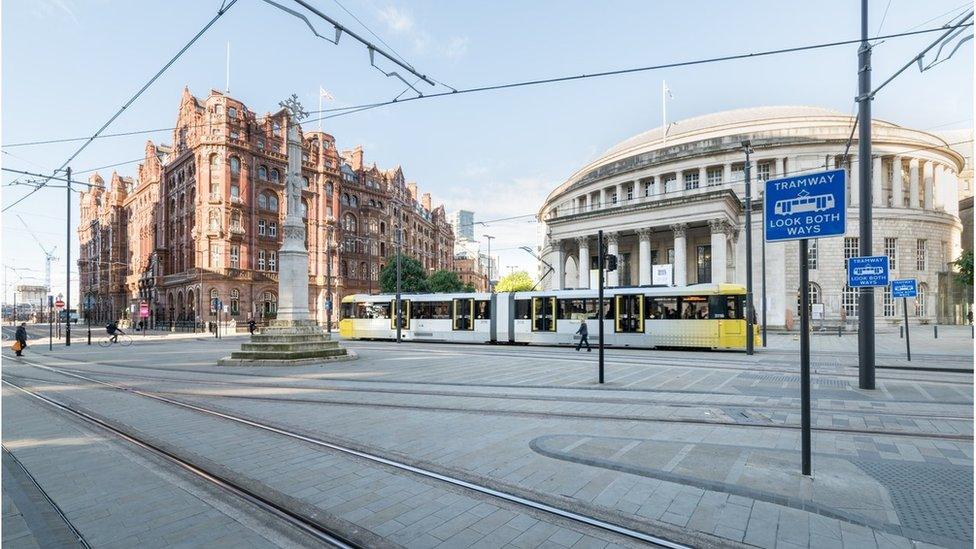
xmin=17 ymin=215 xmax=58 ymax=306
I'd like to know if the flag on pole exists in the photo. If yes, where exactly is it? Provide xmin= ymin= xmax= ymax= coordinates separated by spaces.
xmin=318 ymin=87 xmax=334 ymax=130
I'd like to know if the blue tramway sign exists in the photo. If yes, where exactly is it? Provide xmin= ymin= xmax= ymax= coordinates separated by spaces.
xmin=764 ymin=169 xmax=846 ymax=242
xmin=891 ymin=278 xmax=918 ymax=298
xmin=847 ymin=256 xmax=890 ymax=288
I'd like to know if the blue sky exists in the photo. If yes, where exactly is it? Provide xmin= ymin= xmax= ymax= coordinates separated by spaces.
xmin=2 ymin=0 xmax=972 ymax=302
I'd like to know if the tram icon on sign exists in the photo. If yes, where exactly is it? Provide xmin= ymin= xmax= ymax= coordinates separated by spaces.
xmin=773 ymin=190 xmax=835 ymax=215
xmin=852 ymin=266 xmax=884 ymax=276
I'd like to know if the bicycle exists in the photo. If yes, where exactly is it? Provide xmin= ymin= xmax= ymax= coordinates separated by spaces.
xmin=98 ymin=333 xmax=132 ymax=348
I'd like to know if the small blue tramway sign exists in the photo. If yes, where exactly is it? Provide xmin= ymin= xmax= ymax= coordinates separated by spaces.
xmin=891 ymin=278 xmax=918 ymax=298
xmin=847 ymin=256 xmax=890 ymax=287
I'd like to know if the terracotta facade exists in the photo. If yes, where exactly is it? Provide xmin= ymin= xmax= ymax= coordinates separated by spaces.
xmin=77 ymin=88 xmax=455 ymax=326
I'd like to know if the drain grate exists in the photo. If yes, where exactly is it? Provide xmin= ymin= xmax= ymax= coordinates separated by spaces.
xmin=745 ymin=374 xmax=849 ymax=388
xmin=852 ymin=459 xmax=973 ymax=543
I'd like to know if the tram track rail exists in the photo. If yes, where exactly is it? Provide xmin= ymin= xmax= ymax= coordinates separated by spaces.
xmin=7 ymin=360 xmax=694 ymax=549
xmin=2 ymin=377 xmax=361 ymax=549
xmin=24 ymin=364 xmax=975 ymax=423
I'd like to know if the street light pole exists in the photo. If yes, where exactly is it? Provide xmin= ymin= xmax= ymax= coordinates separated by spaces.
xmin=483 ymin=234 xmax=495 ymax=292
xmin=742 ymin=142 xmax=755 ymax=355
xmin=395 ymin=226 xmax=402 ymax=343
xmin=65 ymin=167 xmax=71 ymax=346
xmin=857 ymin=0 xmax=876 ymax=389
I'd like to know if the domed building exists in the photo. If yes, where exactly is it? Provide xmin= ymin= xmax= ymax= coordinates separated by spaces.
xmin=538 ymin=106 xmax=968 ymax=327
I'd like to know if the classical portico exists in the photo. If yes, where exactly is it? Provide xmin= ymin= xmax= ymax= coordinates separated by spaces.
xmin=538 ymin=106 xmax=969 ymax=326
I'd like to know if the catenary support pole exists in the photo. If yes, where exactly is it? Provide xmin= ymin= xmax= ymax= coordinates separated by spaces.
xmin=799 ymin=239 xmax=812 ymax=476
xmin=395 ymin=227 xmax=402 ymax=344
xmin=743 ymin=144 xmax=755 ymax=355
xmin=761 ymin=227 xmax=767 ymax=346
xmin=903 ymin=297 xmax=911 ymax=361
xmin=65 ymin=167 xmax=71 ymax=346
xmin=598 ymin=230 xmax=605 ymax=384
xmin=857 ymin=0 xmax=875 ymax=389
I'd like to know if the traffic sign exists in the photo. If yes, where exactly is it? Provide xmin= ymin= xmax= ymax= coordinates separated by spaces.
xmin=847 ymin=256 xmax=890 ymax=287
xmin=764 ymin=169 xmax=846 ymax=242
xmin=891 ymin=278 xmax=918 ymax=298
xmin=54 ymin=299 xmax=65 ymax=309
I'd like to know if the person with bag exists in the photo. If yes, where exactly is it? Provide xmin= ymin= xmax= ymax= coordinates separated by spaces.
xmin=13 ymin=323 xmax=27 ymax=357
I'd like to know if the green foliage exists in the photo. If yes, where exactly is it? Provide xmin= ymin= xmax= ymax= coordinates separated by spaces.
xmin=952 ymin=249 xmax=973 ymax=286
xmin=462 ymin=283 xmax=476 ymax=292
xmin=495 ymin=270 xmax=535 ymax=292
xmin=379 ymin=255 xmax=429 ymax=293
xmin=427 ymin=270 xmax=466 ymax=293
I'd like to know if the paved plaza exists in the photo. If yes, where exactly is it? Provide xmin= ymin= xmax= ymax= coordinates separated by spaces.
xmin=0 ymin=326 xmax=972 ymax=548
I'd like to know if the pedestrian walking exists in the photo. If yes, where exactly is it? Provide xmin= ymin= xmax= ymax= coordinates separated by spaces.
xmin=575 ymin=319 xmax=591 ymax=352
xmin=248 ymin=319 xmax=257 ymax=335
xmin=13 ymin=322 xmax=27 ymax=357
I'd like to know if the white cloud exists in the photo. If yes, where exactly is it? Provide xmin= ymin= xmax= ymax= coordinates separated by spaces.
xmin=444 ymin=37 xmax=469 ymax=60
xmin=378 ymin=5 xmax=413 ymax=33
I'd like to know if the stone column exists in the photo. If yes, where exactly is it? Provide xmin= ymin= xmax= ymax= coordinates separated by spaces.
xmin=850 ymin=156 xmax=860 ymax=207
xmin=934 ymin=163 xmax=946 ymax=211
xmin=891 ymin=156 xmax=904 ymax=208
xmin=773 ymin=157 xmax=783 ymax=178
xmin=923 ymin=160 xmax=934 ymax=209
xmin=276 ymin=103 xmax=310 ymax=322
xmin=827 ymin=155 xmax=836 ymax=170
xmin=909 ymin=158 xmax=920 ymax=208
xmin=599 ymin=188 xmax=607 ymax=208
xmin=945 ymin=169 xmax=960 ymax=216
xmin=552 ymin=239 xmax=564 ymax=290
xmin=638 ymin=228 xmax=652 ymax=286
xmin=698 ymin=166 xmax=707 ymax=188
xmin=653 ymin=175 xmax=664 ymax=196
xmin=576 ymin=236 xmax=590 ymax=289
xmin=723 ymin=163 xmax=732 ymax=186
xmin=872 ymin=155 xmax=884 ymax=207
xmin=606 ymin=232 xmax=619 ymax=287
xmin=671 ymin=223 xmax=687 ymax=286
xmin=709 ymin=220 xmax=728 ymax=284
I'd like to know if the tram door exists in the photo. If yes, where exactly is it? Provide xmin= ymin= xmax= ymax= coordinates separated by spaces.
xmin=390 ymin=299 xmax=411 ymax=329
xmin=453 ymin=298 xmax=474 ymax=331
xmin=531 ymin=296 xmax=556 ymax=332
xmin=615 ymin=294 xmax=644 ymax=333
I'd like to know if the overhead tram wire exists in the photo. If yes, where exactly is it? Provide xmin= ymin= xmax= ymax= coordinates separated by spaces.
xmin=1 ymin=0 xmax=240 ymax=213
xmin=5 ymin=22 xmax=970 ymax=154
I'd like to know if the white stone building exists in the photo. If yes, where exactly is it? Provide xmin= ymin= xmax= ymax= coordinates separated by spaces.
xmin=538 ymin=106 xmax=968 ymax=327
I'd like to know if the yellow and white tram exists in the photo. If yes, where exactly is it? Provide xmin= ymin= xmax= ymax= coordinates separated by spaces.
xmin=339 ymin=284 xmax=759 ymax=350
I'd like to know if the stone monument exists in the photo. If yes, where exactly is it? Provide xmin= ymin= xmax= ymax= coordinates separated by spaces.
xmin=219 ymin=95 xmax=353 ymax=366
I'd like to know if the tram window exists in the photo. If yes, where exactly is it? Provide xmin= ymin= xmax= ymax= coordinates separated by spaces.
xmin=431 ymin=302 xmax=450 ymax=319
xmin=514 ymin=299 xmax=531 ymax=319
xmin=558 ymin=299 xmax=584 ymax=319
xmin=412 ymin=302 xmax=430 ymax=319
xmin=367 ymin=302 xmax=391 ymax=319
xmin=475 ymin=300 xmax=491 ymax=319
xmin=341 ymin=302 xmax=355 ymax=318
xmin=679 ymin=296 xmax=709 ymax=319
xmin=355 ymin=303 xmax=370 ymax=318
xmin=646 ymin=297 xmax=678 ymax=319
xmin=708 ymin=296 xmax=728 ymax=319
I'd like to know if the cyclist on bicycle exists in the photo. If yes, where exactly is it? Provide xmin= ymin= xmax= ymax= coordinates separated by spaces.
xmin=106 ymin=320 xmax=125 ymax=343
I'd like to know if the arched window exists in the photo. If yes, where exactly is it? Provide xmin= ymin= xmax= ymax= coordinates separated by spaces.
xmin=842 ymin=285 xmax=858 ymax=317
xmin=230 ymin=289 xmax=240 ymax=316
xmin=301 ymin=200 xmax=308 ymax=219
xmin=258 ymin=194 xmax=268 ymax=210
xmin=272 ymin=122 xmax=281 ymax=136
xmin=343 ymin=213 xmax=357 ymax=233
xmin=302 ymin=176 xmax=310 ymax=187
xmin=258 ymin=166 xmax=268 ymax=180
xmin=268 ymin=194 xmax=278 ymax=212
xmin=270 ymin=168 xmax=280 ymax=182
xmin=360 ymin=262 xmax=368 ymax=279
xmin=340 ymin=193 xmax=349 ymax=206
xmin=269 ymin=251 xmax=277 ymax=272
xmin=796 ymin=283 xmax=821 ymax=316
xmin=340 ymin=260 xmax=349 ymax=277
xmin=350 ymin=195 xmax=359 ymax=207
xmin=208 ymin=210 xmax=220 ymax=231
xmin=325 ymin=182 xmax=333 ymax=195
xmin=916 ymin=283 xmax=928 ymax=316
xmin=229 ymin=156 xmax=240 ymax=176
xmin=380 ymin=242 xmax=386 ymax=257
xmin=209 ymin=154 xmax=220 ymax=173
xmin=231 ymin=210 xmax=242 ymax=230
xmin=227 ymin=106 xmax=237 ymax=118
xmin=380 ymin=221 xmax=386 ymax=235
xmin=263 ymin=291 xmax=277 ymax=316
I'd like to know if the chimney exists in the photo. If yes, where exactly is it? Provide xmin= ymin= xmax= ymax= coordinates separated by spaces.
xmin=351 ymin=146 xmax=364 ymax=171
xmin=407 ymin=182 xmax=418 ymax=201
xmin=421 ymin=192 xmax=432 ymax=211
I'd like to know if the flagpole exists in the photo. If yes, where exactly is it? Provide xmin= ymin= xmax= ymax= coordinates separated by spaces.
xmin=662 ymin=80 xmax=667 ymax=146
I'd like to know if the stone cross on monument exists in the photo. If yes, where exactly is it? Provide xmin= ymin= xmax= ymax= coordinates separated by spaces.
xmin=218 ymin=95 xmax=353 ymax=366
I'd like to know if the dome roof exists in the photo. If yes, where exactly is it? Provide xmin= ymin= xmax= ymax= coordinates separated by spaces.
xmin=601 ymin=105 xmax=849 ymax=160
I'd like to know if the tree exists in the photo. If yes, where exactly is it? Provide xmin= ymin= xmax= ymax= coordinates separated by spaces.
xmin=462 ymin=283 xmax=476 ymax=292
xmin=379 ymin=255 xmax=428 ymax=293
xmin=952 ymin=249 xmax=973 ymax=286
xmin=495 ymin=270 xmax=535 ymax=292
xmin=427 ymin=270 xmax=466 ymax=293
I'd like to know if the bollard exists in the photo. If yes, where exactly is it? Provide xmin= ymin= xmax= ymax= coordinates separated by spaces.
xmin=934 ymin=325 xmax=938 ymax=339
xmin=838 ymin=325 xmax=842 ymax=337
xmin=900 ymin=326 xmax=903 ymax=339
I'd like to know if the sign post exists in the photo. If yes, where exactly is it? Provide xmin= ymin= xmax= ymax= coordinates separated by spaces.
xmin=48 ymin=295 xmax=54 ymax=350
xmin=891 ymin=279 xmax=917 ymax=361
xmin=597 ymin=230 xmax=605 ymax=384
xmin=139 ymin=300 xmax=149 ymax=338
xmin=765 ymin=168 xmax=846 ymax=477
xmin=55 ymin=297 xmax=65 ymax=341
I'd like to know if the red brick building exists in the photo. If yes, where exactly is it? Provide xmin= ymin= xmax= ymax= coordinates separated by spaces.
xmin=78 ymin=88 xmax=455 ymax=326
